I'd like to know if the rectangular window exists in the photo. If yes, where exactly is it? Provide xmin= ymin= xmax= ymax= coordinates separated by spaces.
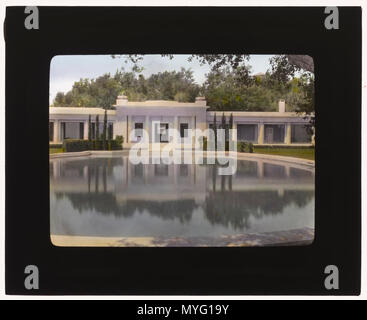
xmin=291 ymin=124 xmax=312 ymax=143
xmin=180 ymin=123 xmax=189 ymax=138
xmin=63 ymin=122 xmax=80 ymax=140
xmin=91 ymin=123 xmax=96 ymax=139
xmin=160 ymin=123 xmax=169 ymax=142
xmin=264 ymin=124 xmax=285 ymax=143
xmin=134 ymin=122 xmax=143 ymax=140
xmin=79 ymin=122 xmax=84 ymax=139
xmin=49 ymin=122 xmax=54 ymax=142
xmin=61 ymin=122 xmax=65 ymax=140
xmin=237 ymin=124 xmax=258 ymax=143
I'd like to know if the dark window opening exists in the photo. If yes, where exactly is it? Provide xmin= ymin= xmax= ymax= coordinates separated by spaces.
xmin=79 ymin=122 xmax=84 ymax=139
xmin=237 ymin=124 xmax=258 ymax=142
xmin=49 ymin=122 xmax=54 ymax=142
xmin=134 ymin=122 xmax=143 ymax=140
xmin=264 ymin=124 xmax=285 ymax=143
xmin=180 ymin=123 xmax=189 ymax=138
xmin=108 ymin=123 xmax=113 ymax=140
xmin=160 ymin=123 xmax=169 ymax=143
xmin=91 ymin=123 xmax=96 ymax=139
xmin=61 ymin=122 xmax=66 ymax=140
xmin=291 ymin=124 xmax=312 ymax=143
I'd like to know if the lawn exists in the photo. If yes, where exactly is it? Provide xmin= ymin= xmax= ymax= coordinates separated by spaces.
xmin=48 ymin=145 xmax=314 ymax=160
xmin=254 ymin=147 xmax=315 ymax=160
xmin=49 ymin=148 xmax=64 ymax=154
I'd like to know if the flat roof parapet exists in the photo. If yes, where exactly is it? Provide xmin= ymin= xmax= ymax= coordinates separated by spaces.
xmin=49 ymin=107 xmax=116 ymax=115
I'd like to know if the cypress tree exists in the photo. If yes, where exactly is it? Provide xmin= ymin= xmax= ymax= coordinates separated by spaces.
xmin=221 ymin=112 xmax=226 ymax=147
xmin=221 ymin=112 xmax=226 ymax=128
xmin=96 ymin=115 xmax=100 ymax=140
xmin=213 ymin=113 xmax=217 ymax=150
xmin=88 ymin=115 xmax=92 ymax=141
xmin=95 ymin=115 xmax=100 ymax=150
xmin=229 ymin=113 xmax=233 ymax=142
xmin=103 ymin=109 xmax=107 ymax=150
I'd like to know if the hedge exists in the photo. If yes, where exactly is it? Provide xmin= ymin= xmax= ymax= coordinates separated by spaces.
xmin=63 ymin=139 xmax=122 ymax=152
xmin=200 ymin=137 xmax=248 ymax=152
xmin=50 ymin=143 xmax=63 ymax=149
xmin=237 ymin=141 xmax=254 ymax=153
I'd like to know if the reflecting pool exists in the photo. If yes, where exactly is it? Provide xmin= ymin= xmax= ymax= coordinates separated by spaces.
xmin=50 ymin=155 xmax=315 ymax=246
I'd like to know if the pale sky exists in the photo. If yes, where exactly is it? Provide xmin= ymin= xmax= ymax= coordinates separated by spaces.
xmin=49 ymin=54 xmax=275 ymax=105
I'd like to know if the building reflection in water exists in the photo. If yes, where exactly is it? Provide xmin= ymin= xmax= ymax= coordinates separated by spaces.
xmin=50 ymin=156 xmax=315 ymax=237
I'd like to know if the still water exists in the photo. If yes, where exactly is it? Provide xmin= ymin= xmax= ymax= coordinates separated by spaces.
xmin=50 ymin=155 xmax=314 ymax=245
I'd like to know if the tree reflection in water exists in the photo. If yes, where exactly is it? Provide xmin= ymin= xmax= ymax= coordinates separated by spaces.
xmin=51 ymin=156 xmax=314 ymax=232
xmin=204 ymin=189 xmax=314 ymax=230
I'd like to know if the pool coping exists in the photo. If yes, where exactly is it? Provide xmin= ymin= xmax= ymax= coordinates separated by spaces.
xmin=50 ymin=227 xmax=314 ymax=247
xmin=49 ymin=150 xmax=315 ymax=169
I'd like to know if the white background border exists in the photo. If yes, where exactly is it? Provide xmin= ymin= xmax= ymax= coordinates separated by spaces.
xmin=0 ymin=0 xmax=365 ymax=300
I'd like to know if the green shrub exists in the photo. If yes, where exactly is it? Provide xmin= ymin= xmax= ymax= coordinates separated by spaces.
xmin=237 ymin=141 xmax=254 ymax=153
xmin=63 ymin=139 xmax=93 ymax=152
xmin=198 ymin=136 xmax=208 ymax=151
xmin=93 ymin=140 xmax=104 ymax=150
xmin=49 ymin=143 xmax=63 ymax=149
xmin=115 ymin=135 xmax=124 ymax=145
xmin=203 ymin=137 xmax=208 ymax=151
xmin=110 ymin=140 xmax=123 ymax=150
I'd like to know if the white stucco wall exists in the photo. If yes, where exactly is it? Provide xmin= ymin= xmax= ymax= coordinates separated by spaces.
xmin=49 ymin=97 xmax=312 ymax=146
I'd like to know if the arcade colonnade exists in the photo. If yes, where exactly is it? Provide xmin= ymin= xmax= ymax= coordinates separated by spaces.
xmin=49 ymin=96 xmax=313 ymax=148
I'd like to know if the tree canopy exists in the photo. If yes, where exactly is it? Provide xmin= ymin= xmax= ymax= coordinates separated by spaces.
xmin=53 ymin=68 xmax=200 ymax=109
xmin=52 ymin=54 xmax=314 ymax=116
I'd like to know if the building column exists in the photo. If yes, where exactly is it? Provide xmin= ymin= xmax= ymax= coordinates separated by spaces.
xmin=285 ymin=123 xmax=292 ymax=145
xmin=191 ymin=116 xmax=196 ymax=146
xmin=127 ymin=115 xmax=131 ymax=143
xmin=174 ymin=116 xmax=179 ymax=144
xmin=232 ymin=122 xmax=237 ymax=141
xmin=83 ymin=120 xmax=89 ymax=140
xmin=145 ymin=115 xmax=150 ymax=144
xmin=258 ymin=123 xmax=264 ymax=145
xmin=54 ymin=120 xmax=60 ymax=143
